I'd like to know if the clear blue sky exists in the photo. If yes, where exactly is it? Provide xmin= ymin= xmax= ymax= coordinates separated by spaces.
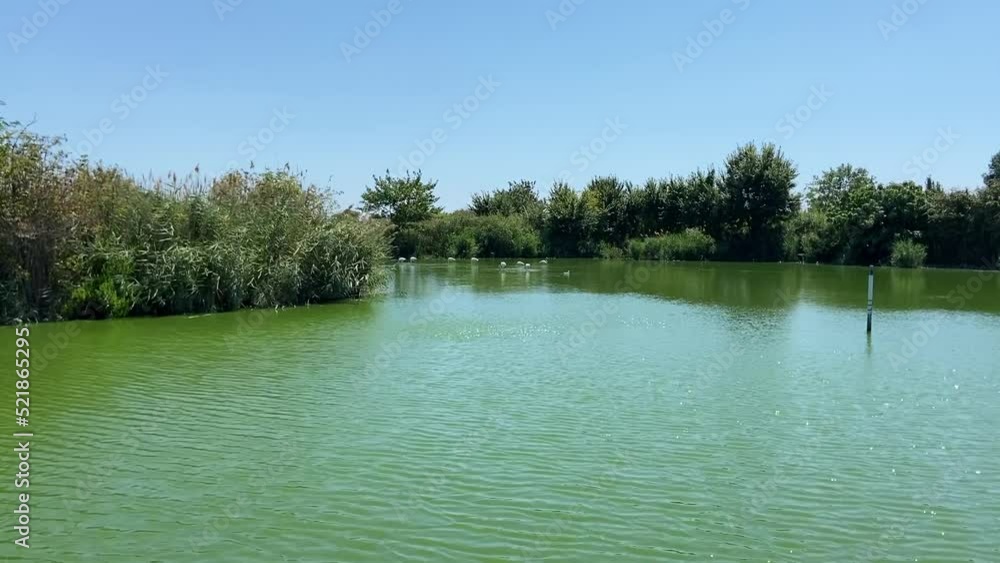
xmin=3 ymin=0 xmax=998 ymax=209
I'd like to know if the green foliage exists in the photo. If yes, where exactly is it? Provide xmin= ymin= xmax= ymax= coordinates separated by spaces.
xmin=0 ymin=122 xmax=387 ymax=322
xmin=397 ymin=212 xmax=540 ymax=258
xmin=474 ymin=214 xmax=542 ymax=257
xmin=61 ymin=236 xmax=137 ymax=318
xmin=807 ymin=164 xmax=876 ymax=212
xmin=471 ymin=180 xmax=544 ymax=220
xmin=720 ymin=143 xmax=799 ymax=260
xmin=985 ymin=150 xmax=1000 ymax=187
xmin=582 ymin=176 xmax=633 ymax=246
xmin=597 ymin=242 xmax=625 ymax=260
xmin=4 ymin=113 xmax=999 ymax=324
xmin=890 ymin=239 xmax=927 ymax=268
xmin=361 ymin=170 xmax=441 ymax=226
xmin=925 ymin=188 xmax=977 ymax=265
xmin=440 ymin=144 xmax=1000 ymax=268
xmin=627 ymin=229 xmax=717 ymax=261
xmin=783 ymin=210 xmax=839 ymax=263
xmin=544 ymin=181 xmax=588 ymax=257
xmin=804 ymin=166 xmax=932 ymax=265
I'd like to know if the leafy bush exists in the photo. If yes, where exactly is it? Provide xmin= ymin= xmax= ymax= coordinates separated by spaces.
xmin=890 ymin=239 xmax=927 ymax=268
xmin=783 ymin=210 xmax=841 ymax=263
xmin=395 ymin=212 xmax=541 ymax=258
xmin=471 ymin=180 xmax=544 ymax=228
xmin=597 ymin=242 xmax=625 ymax=260
xmin=628 ymin=229 xmax=717 ymax=261
xmin=474 ymin=214 xmax=542 ymax=257
xmin=0 ymin=121 xmax=388 ymax=322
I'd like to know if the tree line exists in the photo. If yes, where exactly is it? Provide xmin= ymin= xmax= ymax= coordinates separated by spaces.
xmin=363 ymin=143 xmax=1000 ymax=269
xmin=4 ymin=114 xmax=997 ymax=324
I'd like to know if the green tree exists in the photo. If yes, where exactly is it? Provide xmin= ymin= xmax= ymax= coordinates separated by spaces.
xmin=469 ymin=179 xmax=545 ymax=233
xmin=877 ymin=181 xmax=928 ymax=252
xmin=979 ymin=182 xmax=1000 ymax=265
xmin=926 ymin=189 xmax=977 ymax=265
xmin=984 ymin=150 xmax=1000 ymax=187
xmin=720 ymin=143 xmax=799 ymax=260
xmin=925 ymin=175 xmax=943 ymax=192
xmin=674 ymin=169 xmax=722 ymax=236
xmin=470 ymin=180 xmax=544 ymax=217
xmin=361 ymin=170 xmax=441 ymax=226
xmin=581 ymin=176 xmax=632 ymax=246
xmin=805 ymin=165 xmax=882 ymax=263
xmin=544 ymin=181 xmax=588 ymax=256
xmin=629 ymin=170 xmax=721 ymax=239
xmin=807 ymin=164 xmax=877 ymax=212
xmin=784 ymin=209 xmax=838 ymax=262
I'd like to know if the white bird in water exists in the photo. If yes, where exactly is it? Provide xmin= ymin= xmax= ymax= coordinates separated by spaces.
xmin=539 ymin=259 xmax=548 ymax=264
xmin=398 ymin=257 xmax=406 ymax=262
xmin=516 ymin=261 xmax=524 ymax=265
xmin=447 ymin=257 xmax=456 ymax=261
xmin=524 ymin=263 xmax=531 ymax=269
xmin=562 ymin=271 xmax=570 ymax=277
xmin=499 ymin=261 xmax=507 ymax=268
xmin=409 ymin=256 xmax=417 ymax=262
xmin=471 ymin=257 xmax=479 ymax=262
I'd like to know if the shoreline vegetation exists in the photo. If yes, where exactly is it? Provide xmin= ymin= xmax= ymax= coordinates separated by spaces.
xmin=3 ymin=118 xmax=999 ymax=323
xmin=1 ymin=119 xmax=388 ymax=323
xmin=373 ymin=144 xmax=1000 ymax=271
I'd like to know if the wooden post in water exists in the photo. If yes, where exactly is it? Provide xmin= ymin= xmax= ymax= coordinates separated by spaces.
xmin=866 ymin=265 xmax=874 ymax=334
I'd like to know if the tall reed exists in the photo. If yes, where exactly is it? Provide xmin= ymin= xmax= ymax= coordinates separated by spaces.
xmin=0 ymin=121 xmax=388 ymax=322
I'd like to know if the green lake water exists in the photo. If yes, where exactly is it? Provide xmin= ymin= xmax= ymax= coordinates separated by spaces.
xmin=3 ymin=261 xmax=999 ymax=562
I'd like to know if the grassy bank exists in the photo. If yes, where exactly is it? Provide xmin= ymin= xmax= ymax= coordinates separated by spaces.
xmin=0 ymin=121 xmax=388 ymax=323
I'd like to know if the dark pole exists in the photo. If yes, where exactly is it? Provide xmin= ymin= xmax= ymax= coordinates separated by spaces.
xmin=866 ymin=265 xmax=874 ymax=334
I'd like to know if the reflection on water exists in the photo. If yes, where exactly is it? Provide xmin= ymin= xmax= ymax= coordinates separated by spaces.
xmin=394 ymin=259 xmax=1000 ymax=313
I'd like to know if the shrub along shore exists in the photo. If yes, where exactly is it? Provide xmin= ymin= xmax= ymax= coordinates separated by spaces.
xmin=1 ymin=120 xmax=388 ymax=323
xmin=3 ymin=118 xmax=998 ymax=322
xmin=368 ymin=145 xmax=1000 ymax=270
